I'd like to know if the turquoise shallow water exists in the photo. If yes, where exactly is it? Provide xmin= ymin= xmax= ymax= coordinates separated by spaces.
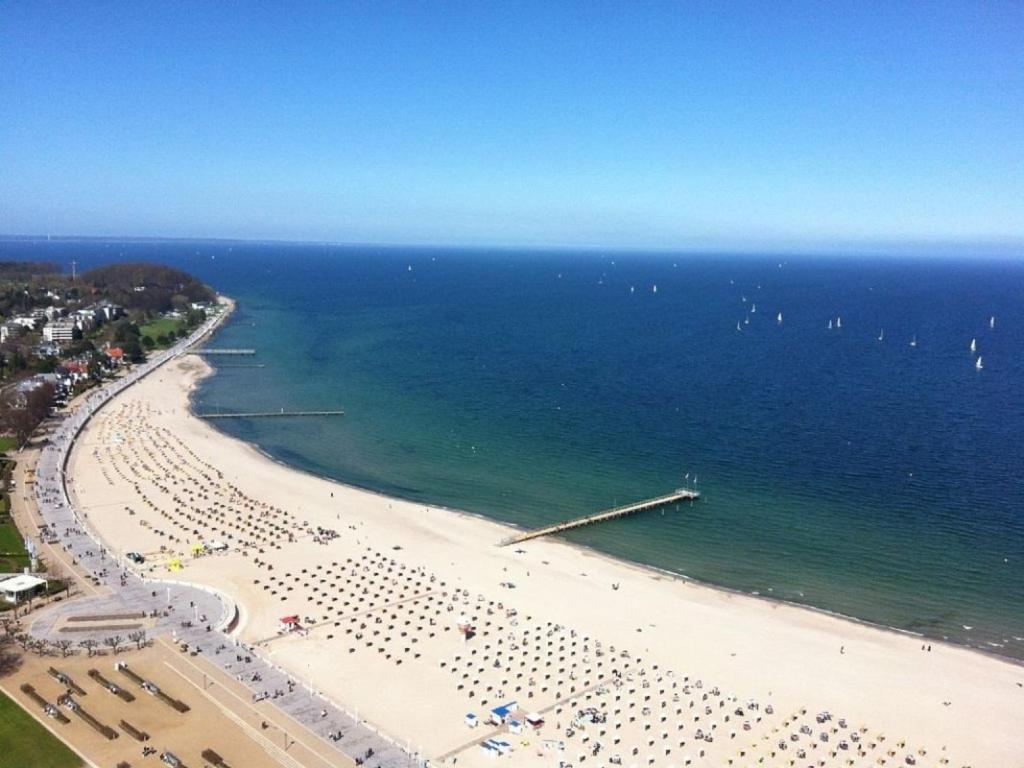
xmin=5 ymin=239 xmax=1024 ymax=660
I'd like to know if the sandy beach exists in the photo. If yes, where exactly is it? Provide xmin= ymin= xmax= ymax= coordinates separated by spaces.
xmin=65 ymin=353 xmax=1022 ymax=768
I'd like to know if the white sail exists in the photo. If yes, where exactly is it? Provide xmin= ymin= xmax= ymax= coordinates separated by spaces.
xmin=776 ymin=312 xmax=783 ymax=324
xmin=990 ymin=315 xmax=996 ymax=329
xmin=836 ymin=316 xmax=842 ymax=329
xmin=828 ymin=319 xmax=833 ymax=330
xmin=910 ymin=334 xmax=917 ymax=347
xmin=976 ymin=356 xmax=983 ymax=370
xmin=878 ymin=329 xmax=884 ymax=341
xmin=970 ymin=338 xmax=976 ymax=353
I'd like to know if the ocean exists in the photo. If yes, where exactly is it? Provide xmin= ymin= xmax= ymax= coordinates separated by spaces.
xmin=4 ymin=238 xmax=1023 ymax=660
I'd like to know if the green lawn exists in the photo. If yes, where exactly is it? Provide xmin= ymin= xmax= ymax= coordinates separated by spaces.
xmin=139 ymin=316 xmax=184 ymax=346
xmin=0 ymin=689 xmax=83 ymax=768
xmin=0 ymin=518 xmax=29 ymax=573
xmin=0 ymin=436 xmax=16 ymax=455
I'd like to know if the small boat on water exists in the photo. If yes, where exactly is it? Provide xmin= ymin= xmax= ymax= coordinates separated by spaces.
xmin=910 ymin=334 xmax=917 ymax=348
xmin=970 ymin=338 xmax=977 ymax=353
xmin=878 ymin=329 xmax=884 ymax=341
xmin=990 ymin=316 xmax=996 ymax=329
xmin=776 ymin=312 xmax=783 ymax=324
xmin=736 ymin=321 xmax=742 ymax=332
xmin=836 ymin=316 xmax=842 ymax=329
xmin=751 ymin=303 xmax=757 ymax=313
xmin=976 ymin=356 xmax=983 ymax=371
xmin=828 ymin=319 xmax=833 ymax=330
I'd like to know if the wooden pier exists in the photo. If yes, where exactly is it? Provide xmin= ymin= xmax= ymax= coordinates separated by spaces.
xmin=500 ymin=488 xmax=700 ymax=546
xmin=195 ymin=409 xmax=344 ymax=419
xmin=192 ymin=348 xmax=256 ymax=356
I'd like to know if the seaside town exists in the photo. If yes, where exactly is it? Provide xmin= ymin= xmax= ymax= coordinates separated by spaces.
xmin=0 ymin=259 xmax=1019 ymax=768
xmin=0 ymin=262 xmax=214 ymax=426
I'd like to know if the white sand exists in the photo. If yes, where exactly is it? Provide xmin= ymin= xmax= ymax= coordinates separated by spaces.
xmin=67 ymin=354 xmax=1023 ymax=768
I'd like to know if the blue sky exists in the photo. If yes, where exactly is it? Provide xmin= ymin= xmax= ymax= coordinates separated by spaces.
xmin=1 ymin=2 xmax=1022 ymax=250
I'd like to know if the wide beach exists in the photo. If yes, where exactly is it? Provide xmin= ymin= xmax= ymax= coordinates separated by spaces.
xmin=67 ymin=352 xmax=1022 ymax=767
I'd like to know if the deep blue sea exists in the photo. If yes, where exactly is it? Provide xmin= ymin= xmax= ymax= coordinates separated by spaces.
xmin=4 ymin=239 xmax=1023 ymax=660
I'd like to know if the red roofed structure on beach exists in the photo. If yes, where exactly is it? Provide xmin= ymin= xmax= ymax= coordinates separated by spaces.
xmin=279 ymin=615 xmax=301 ymax=633
xmin=106 ymin=347 xmax=124 ymax=360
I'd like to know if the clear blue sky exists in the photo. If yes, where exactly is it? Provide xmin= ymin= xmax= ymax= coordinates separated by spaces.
xmin=2 ymin=2 xmax=1022 ymax=251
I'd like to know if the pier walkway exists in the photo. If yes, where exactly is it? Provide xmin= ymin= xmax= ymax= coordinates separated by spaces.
xmin=195 ymin=409 xmax=344 ymax=419
xmin=500 ymin=488 xmax=700 ymax=546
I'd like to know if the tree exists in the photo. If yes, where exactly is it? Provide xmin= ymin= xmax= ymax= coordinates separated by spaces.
xmin=34 ymin=355 xmax=58 ymax=374
xmin=54 ymin=639 xmax=74 ymax=658
xmin=112 ymin=319 xmax=140 ymax=343
xmin=71 ymin=325 xmax=83 ymax=342
xmin=79 ymin=638 xmax=98 ymax=657
xmin=122 ymin=337 xmax=144 ymax=363
xmin=0 ymin=617 xmax=19 ymax=639
xmin=141 ymin=335 xmax=155 ymax=350
xmin=0 ymin=380 xmax=56 ymax=445
xmin=0 ymin=633 xmax=20 ymax=676
xmin=103 ymin=635 xmax=123 ymax=655
xmin=128 ymin=630 xmax=147 ymax=650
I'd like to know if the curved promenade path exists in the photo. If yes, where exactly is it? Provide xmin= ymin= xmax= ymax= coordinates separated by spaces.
xmin=24 ymin=300 xmax=418 ymax=768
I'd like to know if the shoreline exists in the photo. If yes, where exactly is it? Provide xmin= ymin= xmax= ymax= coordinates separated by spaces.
xmin=192 ymin=356 xmax=1020 ymax=669
xmin=64 ymin=300 xmax=1024 ymax=767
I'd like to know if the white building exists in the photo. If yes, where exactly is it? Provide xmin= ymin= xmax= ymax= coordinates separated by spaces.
xmin=0 ymin=574 xmax=47 ymax=604
xmin=0 ymin=322 xmax=25 ymax=344
xmin=43 ymin=320 xmax=77 ymax=343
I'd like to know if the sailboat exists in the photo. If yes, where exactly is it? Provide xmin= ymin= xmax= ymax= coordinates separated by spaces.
xmin=836 ymin=316 xmax=842 ymax=329
xmin=878 ymin=329 xmax=884 ymax=341
xmin=744 ymin=314 xmax=750 ymax=325
xmin=910 ymin=334 xmax=917 ymax=348
xmin=970 ymin=338 xmax=976 ymax=354
xmin=990 ymin=316 xmax=996 ymax=329
xmin=736 ymin=321 xmax=742 ymax=332
xmin=652 ymin=284 xmax=658 ymax=294
xmin=776 ymin=312 xmax=783 ymax=324
xmin=751 ymin=303 xmax=757 ymax=314
xmin=828 ymin=319 xmax=833 ymax=330
xmin=975 ymin=356 xmax=983 ymax=371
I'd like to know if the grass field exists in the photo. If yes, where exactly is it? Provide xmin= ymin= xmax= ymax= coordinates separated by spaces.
xmin=139 ymin=316 xmax=183 ymax=346
xmin=0 ymin=518 xmax=29 ymax=573
xmin=0 ymin=689 xmax=83 ymax=768
xmin=0 ymin=436 xmax=16 ymax=455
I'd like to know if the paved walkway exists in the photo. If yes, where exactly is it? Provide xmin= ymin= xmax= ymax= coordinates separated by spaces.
xmin=23 ymin=303 xmax=420 ymax=768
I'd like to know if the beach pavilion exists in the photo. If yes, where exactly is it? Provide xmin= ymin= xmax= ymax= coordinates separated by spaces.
xmin=0 ymin=574 xmax=47 ymax=604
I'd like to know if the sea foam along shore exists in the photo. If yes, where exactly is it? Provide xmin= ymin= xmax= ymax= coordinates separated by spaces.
xmin=68 ymin=314 xmax=1023 ymax=767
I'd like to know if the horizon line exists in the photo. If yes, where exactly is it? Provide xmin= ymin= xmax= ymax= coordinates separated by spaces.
xmin=1 ymin=232 xmax=1022 ymax=259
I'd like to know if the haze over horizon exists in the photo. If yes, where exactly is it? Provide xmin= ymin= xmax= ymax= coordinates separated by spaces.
xmin=2 ymin=2 xmax=1022 ymax=251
